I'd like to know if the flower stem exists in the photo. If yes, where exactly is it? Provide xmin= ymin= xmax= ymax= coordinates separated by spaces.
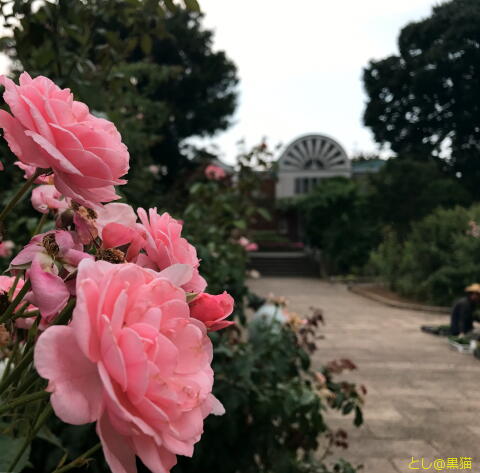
xmin=0 ymin=168 xmax=45 ymax=225
xmin=12 ymin=308 xmax=39 ymax=320
xmin=13 ymin=370 xmax=41 ymax=397
xmin=0 ymin=346 xmax=33 ymax=395
xmin=0 ymin=390 xmax=49 ymax=416
xmin=53 ymin=443 xmax=102 ymax=473
xmin=8 ymin=403 xmax=52 ymax=471
xmin=7 ymin=272 xmax=21 ymax=299
xmin=0 ymin=279 xmax=31 ymax=324
xmin=52 ymin=298 xmax=76 ymax=325
xmin=31 ymin=211 xmax=49 ymax=237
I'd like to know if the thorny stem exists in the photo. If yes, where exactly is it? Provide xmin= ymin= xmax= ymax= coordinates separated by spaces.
xmin=0 ymin=169 xmax=45 ymax=225
xmin=7 ymin=272 xmax=21 ymax=299
xmin=12 ymin=308 xmax=40 ymax=320
xmin=0 ymin=346 xmax=33 ymax=396
xmin=8 ymin=403 xmax=53 ymax=471
xmin=53 ymin=443 xmax=102 ymax=473
xmin=13 ymin=370 xmax=41 ymax=398
xmin=0 ymin=390 xmax=49 ymax=416
xmin=52 ymin=298 xmax=76 ymax=325
xmin=31 ymin=211 xmax=49 ymax=237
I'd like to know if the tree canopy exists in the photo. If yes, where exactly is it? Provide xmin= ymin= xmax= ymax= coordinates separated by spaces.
xmin=0 ymin=0 xmax=238 ymax=203
xmin=368 ymin=158 xmax=471 ymax=238
xmin=363 ymin=0 xmax=480 ymax=195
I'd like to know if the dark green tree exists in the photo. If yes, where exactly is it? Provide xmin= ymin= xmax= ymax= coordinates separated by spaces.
xmin=0 ymin=0 xmax=238 ymax=204
xmin=363 ymin=0 xmax=480 ymax=195
xmin=290 ymin=160 xmax=470 ymax=274
xmin=296 ymin=177 xmax=379 ymax=274
xmin=368 ymin=158 xmax=471 ymax=238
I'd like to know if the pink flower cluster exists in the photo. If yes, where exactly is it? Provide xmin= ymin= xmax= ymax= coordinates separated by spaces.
xmin=238 ymin=236 xmax=258 ymax=252
xmin=0 ymin=74 xmax=235 ymax=473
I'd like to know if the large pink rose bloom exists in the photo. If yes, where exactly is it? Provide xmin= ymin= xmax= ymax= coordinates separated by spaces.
xmin=138 ymin=208 xmax=207 ymax=293
xmin=34 ymin=260 xmax=223 ymax=473
xmin=0 ymin=73 xmax=129 ymax=207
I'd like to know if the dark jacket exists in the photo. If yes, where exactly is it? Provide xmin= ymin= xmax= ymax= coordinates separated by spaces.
xmin=450 ymin=296 xmax=475 ymax=336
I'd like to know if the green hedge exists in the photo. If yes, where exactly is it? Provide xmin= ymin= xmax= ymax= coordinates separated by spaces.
xmin=369 ymin=205 xmax=480 ymax=305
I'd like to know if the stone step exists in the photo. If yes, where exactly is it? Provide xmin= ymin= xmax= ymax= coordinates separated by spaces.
xmin=249 ymin=252 xmax=319 ymax=277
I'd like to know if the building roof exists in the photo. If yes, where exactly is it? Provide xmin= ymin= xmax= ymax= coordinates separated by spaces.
xmin=351 ymin=158 xmax=385 ymax=174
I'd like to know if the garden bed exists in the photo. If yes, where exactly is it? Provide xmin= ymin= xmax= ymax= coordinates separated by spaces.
xmin=349 ymin=283 xmax=450 ymax=314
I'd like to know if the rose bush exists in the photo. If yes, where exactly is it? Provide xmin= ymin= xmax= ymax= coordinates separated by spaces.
xmin=0 ymin=72 xmax=234 ymax=473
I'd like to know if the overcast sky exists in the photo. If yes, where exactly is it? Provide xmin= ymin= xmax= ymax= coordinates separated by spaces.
xmin=198 ymin=0 xmax=441 ymax=163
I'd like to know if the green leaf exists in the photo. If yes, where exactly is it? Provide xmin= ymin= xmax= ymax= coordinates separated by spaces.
xmin=35 ymin=46 xmax=54 ymax=67
xmin=189 ymin=183 xmax=202 ymax=195
xmin=257 ymin=207 xmax=271 ymax=221
xmin=37 ymin=426 xmax=64 ymax=449
xmin=125 ymin=37 xmax=138 ymax=53
xmin=164 ymin=0 xmax=177 ymax=12
xmin=186 ymin=292 xmax=198 ymax=303
xmin=183 ymin=0 xmax=200 ymax=11
xmin=354 ymin=406 xmax=363 ymax=427
xmin=0 ymin=434 xmax=31 ymax=473
xmin=233 ymin=220 xmax=246 ymax=230
xmin=140 ymin=34 xmax=152 ymax=55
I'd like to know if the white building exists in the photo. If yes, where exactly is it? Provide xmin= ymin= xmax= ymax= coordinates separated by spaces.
xmin=276 ymin=134 xmax=351 ymax=198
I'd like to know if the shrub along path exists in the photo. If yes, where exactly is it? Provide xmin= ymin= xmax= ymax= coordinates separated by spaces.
xmin=248 ymin=277 xmax=480 ymax=473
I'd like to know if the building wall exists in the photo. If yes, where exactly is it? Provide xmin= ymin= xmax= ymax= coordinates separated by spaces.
xmin=276 ymin=170 xmax=352 ymax=199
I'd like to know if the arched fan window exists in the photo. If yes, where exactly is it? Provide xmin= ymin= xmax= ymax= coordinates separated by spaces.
xmin=279 ymin=134 xmax=350 ymax=172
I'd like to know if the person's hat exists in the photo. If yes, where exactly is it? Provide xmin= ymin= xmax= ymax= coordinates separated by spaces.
xmin=465 ymin=283 xmax=480 ymax=293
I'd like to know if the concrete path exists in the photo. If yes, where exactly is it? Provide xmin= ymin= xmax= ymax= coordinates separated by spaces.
xmin=248 ymin=277 xmax=480 ymax=473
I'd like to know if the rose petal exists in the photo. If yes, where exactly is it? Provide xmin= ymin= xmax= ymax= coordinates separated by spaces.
xmin=34 ymin=325 xmax=103 ymax=424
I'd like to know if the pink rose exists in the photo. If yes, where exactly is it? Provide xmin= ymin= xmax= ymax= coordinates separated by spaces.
xmin=96 ymin=203 xmax=138 ymax=233
xmin=34 ymin=260 xmax=224 ymax=473
xmin=31 ymin=185 xmax=68 ymax=214
xmin=238 ymin=237 xmax=258 ymax=252
xmin=0 ymin=73 xmax=129 ymax=208
xmin=96 ymin=203 xmax=145 ymax=261
xmin=204 ymin=164 xmax=226 ymax=180
xmin=11 ymin=230 xmax=92 ymax=320
xmin=189 ymin=291 xmax=235 ymax=331
xmin=137 ymin=208 xmax=207 ymax=293
xmin=147 ymin=164 xmax=160 ymax=177
xmin=72 ymin=203 xmax=99 ymax=244
xmin=0 ymin=240 xmax=14 ymax=258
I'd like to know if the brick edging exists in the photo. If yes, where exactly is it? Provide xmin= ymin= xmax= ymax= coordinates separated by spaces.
xmin=348 ymin=284 xmax=450 ymax=314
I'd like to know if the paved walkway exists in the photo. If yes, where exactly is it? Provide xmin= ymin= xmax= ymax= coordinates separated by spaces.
xmin=248 ymin=277 xmax=480 ymax=473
